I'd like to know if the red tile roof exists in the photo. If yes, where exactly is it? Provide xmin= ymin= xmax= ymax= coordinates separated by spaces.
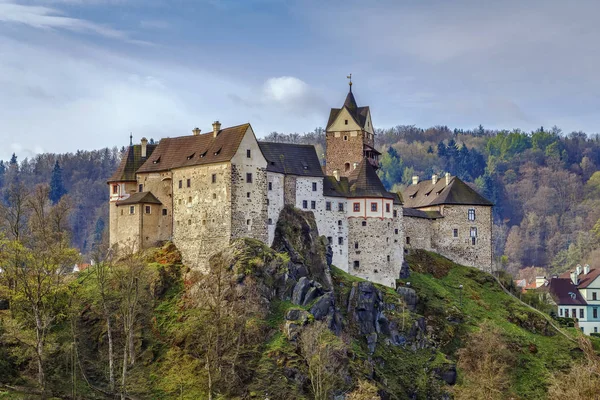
xmin=559 ymin=268 xmax=600 ymax=288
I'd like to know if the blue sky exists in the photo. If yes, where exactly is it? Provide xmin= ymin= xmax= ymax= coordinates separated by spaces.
xmin=1 ymin=0 xmax=600 ymax=160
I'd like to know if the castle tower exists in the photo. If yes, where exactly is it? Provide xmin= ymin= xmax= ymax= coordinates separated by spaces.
xmin=325 ymin=78 xmax=380 ymax=177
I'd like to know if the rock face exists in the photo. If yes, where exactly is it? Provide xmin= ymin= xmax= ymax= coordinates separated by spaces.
xmin=396 ymin=286 xmax=418 ymax=312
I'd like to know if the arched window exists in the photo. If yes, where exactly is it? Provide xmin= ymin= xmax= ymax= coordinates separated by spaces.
xmin=344 ymin=162 xmax=350 ymax=172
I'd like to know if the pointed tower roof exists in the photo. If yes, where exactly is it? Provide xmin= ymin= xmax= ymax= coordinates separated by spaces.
xmin=343 ymin=90 xmax=358 ymax=111
xmin=347 ymin=158 xmax=394 ymax=199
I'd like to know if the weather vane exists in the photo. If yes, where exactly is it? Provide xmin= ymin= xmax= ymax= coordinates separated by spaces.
xmin=347 ymin=73 xmax=352 ymax=91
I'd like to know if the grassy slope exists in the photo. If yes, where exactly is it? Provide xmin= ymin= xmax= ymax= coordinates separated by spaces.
xmin=403 ymin=250 xmax=583 ymax=399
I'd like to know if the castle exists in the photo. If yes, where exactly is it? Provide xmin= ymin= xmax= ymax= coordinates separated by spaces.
xmin=108 ymin=83 xmax=493 ymax=288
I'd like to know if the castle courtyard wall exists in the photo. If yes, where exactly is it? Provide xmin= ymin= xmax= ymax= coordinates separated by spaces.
xmin=404 ymin=216 xmax=433 ymax=251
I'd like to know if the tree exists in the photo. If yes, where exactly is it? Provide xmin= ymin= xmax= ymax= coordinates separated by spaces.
xmin=49 ymin=161 xmax=67 ymax=204
xmin=0 ymin=185 xmax=79 ymax=392
xmin=300 ymin=321 xmax=348 ymax=400
xmin=347 ymin=380 xmax=380 ymax=400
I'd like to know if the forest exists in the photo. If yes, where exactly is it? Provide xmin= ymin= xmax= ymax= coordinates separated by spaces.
xmin=2 ymin=123 xmax=600 ymax=278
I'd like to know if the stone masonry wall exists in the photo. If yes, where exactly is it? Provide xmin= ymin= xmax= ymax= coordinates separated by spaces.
xmin=230 ymin=128 xmax=268 ymax=244
xmin=171 ymin=163 xmax=232 ymax=272
xmin=319 ymin=196 xmax=348 ymax=271
xmin=325 ymin=130 xmax=366 ymax=177
xmin=137 ymin=171 xmax=173 ymax=243
xmin=431 ymin=205 xmax=493 ymax=272
xmin=347 ymin=215 xmax=401 ymax=288
xmin=283 ymin=175 xmax=297 ymax=205
xmin=404 ymin=216 xmax=433 ymax=251
xmin=111 ymin=202 xmax=141 ymax=251
xmin=266 ymin=172 xmax=285 ymax=245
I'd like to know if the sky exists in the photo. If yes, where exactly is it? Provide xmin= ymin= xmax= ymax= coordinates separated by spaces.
xmin=2 ymin=0 xmax=600 ymax=161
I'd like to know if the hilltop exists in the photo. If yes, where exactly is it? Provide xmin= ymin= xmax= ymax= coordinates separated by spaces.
xmin=0 ymin=206 xmax=590 ymax=399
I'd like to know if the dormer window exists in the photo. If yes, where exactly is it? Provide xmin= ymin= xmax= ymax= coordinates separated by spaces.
xmin=153 ymin=156 xmax=161 ymax=164
xmin=187 ymin=153 xmax=195 ymax=160
xmin=200 ymin=151 xmax=207 ymax=158
xmin=213 ymin=148 xmax=221 ymax=156
xmin=302 ymin=161 xmax=309 ymax=170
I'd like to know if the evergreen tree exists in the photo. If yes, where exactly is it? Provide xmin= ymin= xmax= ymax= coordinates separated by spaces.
xmin=9 ymin=153 xmax=17 ymax=166
xmin=49 ymin=160 xmax=67 ymax=204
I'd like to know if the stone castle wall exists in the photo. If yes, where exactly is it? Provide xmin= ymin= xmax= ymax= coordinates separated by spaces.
xmin=347 ymin=213 xmax=402 ymax=288
xmin=431 ymin=205 xmax=493 ymax=272
xmin=325 ymin=130 xmax=365 ymax=177
xmin=266 ymin=172 xmax=285 ymax=245
xmin=137 ymin=171 xmax=173 ymax=243
xmin=404 ymin=216 xmax=433 ymax=251
xmin=171 ymin=162 xmax=232 ymax=272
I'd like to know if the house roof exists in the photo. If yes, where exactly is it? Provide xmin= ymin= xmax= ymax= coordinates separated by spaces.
xmin=136 ymin=123 xmax=251 ymax=173
xmin=558 ymin=268 xmax=600 ymax=288
xmin=549 ymin=278 xmax=587 ymax=306
xmin=403 ymin=208 xmax=443 ymax=219
xmin=402 ymin=176 xmax=493 ymax=208
xmin=322 ymin=159 xmax=401 ymax=204
xmin=116 ymin=192 xmax=162 ymax=206
xmin=108 ymin=144 xmax=158 ymax=183
xmin=258 ymin=142 xmax=324 ymax=177
xmin=326 ymin=90 xmax=371 ymax=130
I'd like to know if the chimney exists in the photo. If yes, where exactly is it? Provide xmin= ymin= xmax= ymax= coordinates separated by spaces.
xmin=432 ymin=174 xmax=438 ymax=185
xmin=412 ymin=176 xmax=419 ymax=185
xmin=192 ymin=127 xmax=201 ymax=136
xmin=576 ymin=264 xmax=582 ymax=275
xmin=333 ymin=169 xmax=340 ymax=182
xmin=571 ymin=271 xmax=579 ymax=286
xmin=445 ymin=172 xmax=451 ymax=185
xmin=141 ymin=137 xmax=148 ymax=158
xmin=212 ymin=121 xmax=221 ymax=137
xmin=584 ymin=264 xmax=591 ymax=274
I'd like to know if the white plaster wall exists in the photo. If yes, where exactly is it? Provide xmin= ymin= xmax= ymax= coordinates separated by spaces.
xmin=320 ymin=196 xmax=348 ymax=272
xmin=328 ymin=107 xmax=362 ymax=131
xmin=267 ymin=172 xmax=285 ymax=245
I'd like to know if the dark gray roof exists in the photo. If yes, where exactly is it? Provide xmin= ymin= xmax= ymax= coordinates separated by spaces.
xmin=403 ymin=208 xmax=443 ymax=219
xmin=549 ymin=278 xmax=587 ymax=306
xmin=258 ymin=142 xmax=324 ymax=177
xmin=322 ymin=159 xmax=401 ymax=204
xmin=116 ymin=192 xmax=162 ymax=206
xmin=108 ymin=144 xmax=157 ymax=183
xmin=402 ymin=176 xmax=493 ymax=208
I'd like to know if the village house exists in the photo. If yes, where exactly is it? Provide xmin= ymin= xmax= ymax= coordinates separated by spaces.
xmin=108 ymin=82 xmax=493 ymax=287
xmin=549 ymin=264 xmax=600 ymax=335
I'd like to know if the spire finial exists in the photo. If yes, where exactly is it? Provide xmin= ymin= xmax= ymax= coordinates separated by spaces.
xmin=347 ymin=73 xmax=352 ymax=92
xmin=129 ymin=132 xmax=133 ymax=146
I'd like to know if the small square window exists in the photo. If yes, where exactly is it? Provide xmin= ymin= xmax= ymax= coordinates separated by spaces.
xmin=387 ymin=255 xmax=390 ymax=262
xmin=386 ymin=204 xmax=390 ymax=213
xmin=393 ymin=210 xmax=398 ymax=218
xmin=247 ymin=219 xmax=251 ymax=225
xmin=338 ymin=237 xmax=344 ymax=245
xmin=266 ymin=198 xmax=269 ymax=205
xmin=247 ymin=149 xmax=251 ymax=158
xmin=188 ymin=219 xmax=192 ymax=225
xmin=312 ymin=182 xmax=317 ymax=191
xmin=162 ymin=208 xmax=167 ymax=216
xmin=138 ymin=184 xmax=143 ymax=192
xmin=213 ymin=193 xmax=217 ymax=199
xmin=112 ymin=185 xmax=118 ymax=194
xmin=345 ymin=119 xmax=348 ymax=125
xmin=327 ymin=236 xmax=332 ymax=244
xmin=212 ymin=174 xmax=217 ymax=184
xmin=326 ymin=201 xmax=331 ymax=211
xmin=468 ymin=208 xmax=476 ymax=221
xmin=311 ymin=201 xmax=316 ymax=209
xmin=246 ymin=173 xmax=253 ymax=183
xmin=268 ymin=182 xmax=272 ymax=191
xmin=362 ymin=221 xmax=367 ymax=226
xmin=268 ymin=218 xmax=273 ymax=225
xmin=406 ymin=236 xmax=411 ymax=245
xmin=395 ymin=228 xmax=399 ymax=234
xmin=353 ymin=260 xmax=359 ymax=269
xmin=353 ymin=202 xmax=360 ymax=212
xmin=303 ymin=200 xmax=308 ymax=209
xmin=453 ymin=229 xmax=458 ymax=238
xmin=178 ymin=180 xmax=182 ymax=189
xmin=354 ymin=242 xmax=359 ymax=249
xmin=580 ymin=309 xmax=584 ymax=318
xmin=247 ymin=192 xmax=250 ymax=198
xmin=129 ymin=205 xmax=135 ymax=214
xmin=594 ymin=292 xmax=597 ymax=301
xmin=186 ymin=179 xmax=191 ymax=188
xmin=145 ymin=205 xmax=151 ymax=214
xmin=371 ymin=202 xmax=378 ymax=212
xmin=343 ymin=135 xmax=348 ymax=141
xmin=338 ymin=202 xmax=344 ymax=212
xmin=188 ymin=196 xmax=192 ymax=203
xmin=337 ymin=220 xmax=342 ymax=226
